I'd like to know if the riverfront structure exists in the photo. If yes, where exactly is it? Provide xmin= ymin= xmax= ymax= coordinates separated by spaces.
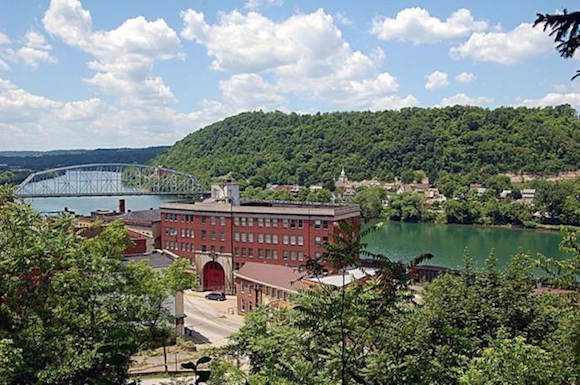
xmin=160 ymin=181 xmax=360 ymax=293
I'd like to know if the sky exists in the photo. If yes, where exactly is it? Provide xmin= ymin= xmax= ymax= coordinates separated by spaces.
xmin=0 ymin=0 xmax=578 ymax=151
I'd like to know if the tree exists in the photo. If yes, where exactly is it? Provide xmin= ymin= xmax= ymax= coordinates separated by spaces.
xmin=484 ymin=174 xmax=512 ymax=197
xmin=0 ymin=186 xmax=196 ymax=385
xmin=460 ymin=335 xmax=558 ymax=385
xmin=534 ymin=9 xmax=580 ymax=79
xmin=386 ymin=192 xmax=424 ymax=222
xmin=352 ymin=186 xmax=386 ymax=219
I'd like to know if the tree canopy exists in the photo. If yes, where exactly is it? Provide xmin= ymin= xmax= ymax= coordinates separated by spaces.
xmin=155 ymin=107 xmax=580 ymax=187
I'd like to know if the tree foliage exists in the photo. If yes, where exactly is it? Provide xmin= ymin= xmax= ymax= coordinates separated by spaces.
xmin=0 ymin=186 xmax=195 ymax=385
xmin=155 ymin=107 xmax=580 ymax=187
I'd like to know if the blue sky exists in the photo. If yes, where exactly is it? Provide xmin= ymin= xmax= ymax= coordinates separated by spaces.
xmin=0 ymin=0 xmax=578 ymax=150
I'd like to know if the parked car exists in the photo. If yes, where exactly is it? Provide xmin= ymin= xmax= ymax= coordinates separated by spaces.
xmin=205 ymin=292 xmax=226 ymax=301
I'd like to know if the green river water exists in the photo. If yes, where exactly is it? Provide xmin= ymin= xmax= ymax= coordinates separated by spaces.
xmin=363 ymin=221 xmax=566 ymax=270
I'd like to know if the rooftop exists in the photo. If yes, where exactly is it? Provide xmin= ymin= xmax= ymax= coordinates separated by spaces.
xmin=308 ymin=267 xmax=377 ymax=287
xmin=121 ymin=208 xmax=161 ymax=225
xmin=161 ymin=198 xmax=360 ymax=218
xmin=234 ymin=262 xmax=306 ymax=293
xmin=123 ymin=250 xmax=176 ymax=269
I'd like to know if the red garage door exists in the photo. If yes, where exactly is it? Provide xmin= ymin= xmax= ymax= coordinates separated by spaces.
xmin=203 ymin=261 xmax=225 ymax=292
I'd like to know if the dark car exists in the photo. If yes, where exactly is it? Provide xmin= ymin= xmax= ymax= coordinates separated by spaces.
xmin=205 ymin=292 xmax=226 ymax=301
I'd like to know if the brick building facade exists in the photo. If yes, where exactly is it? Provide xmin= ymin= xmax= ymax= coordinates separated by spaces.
xmin=160 ymin=183 xmax=360 ymax=294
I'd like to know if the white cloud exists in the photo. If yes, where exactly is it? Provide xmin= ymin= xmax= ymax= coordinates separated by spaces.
xmin=10 ymin=31 xmax=57 ymax=69
xmin=370 ymin=95 xmax=418 ymax=111
xmin=44 ymin=0 xmax=181 ymax=106
xmin=455 ymin=71 xmax=476 ymax=83
xmin=425 ymin=70 xmax=449 ymax=91
xmin=180 ymin=7 xmax=410 ymax=110
xmin=450 ymin=23 xmax=554 ymax=65
xmin=520 ymin=85 xmax=580 ymax=110
xmin=440 ymin=93 xmax=493 ymax=106
xmin=0 ymin=58 xmax=8 ymax=71
xmin=0 ymin=31 xmax=10 ymax=45
xmin=219 ymin=73 xmax=285 ymax=110
xmin=372 ymin=8 xmax=487 ymax=44
xmin=335 ymin=12 xmax=352 ymax=26
xmin=0 ymin=76 xmax=234 ymax=150
xmin=245 ymin=0 xmax=283 ymax=11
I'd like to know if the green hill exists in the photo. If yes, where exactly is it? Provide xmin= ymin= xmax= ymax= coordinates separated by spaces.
xmin=154 ymin=106 xmax=580 ymax=186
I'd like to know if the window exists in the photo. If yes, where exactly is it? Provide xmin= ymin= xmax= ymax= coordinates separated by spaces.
xmin=323 ymin=220 xmax=329 ymax=229
xmin=241 ymin=217 xmax=247 ymax=226
xmin=201 ymin=230 xmax=206 ymax=240
xmin=265 ymin=218 xmax=271 ymax=227
xmin=220 ymin=216 xmax=225 ymax=226
xmin=241 ymin=247 xmax=247 ymax=256
xmin=258 ymin=234 xmax=264 ymax=243
xmin=234 ymin=232 xmax=240 ymax=242
xmin=290 ymin=219 xmax=296 ymax=228
xmin=240 ymin=282 xmax=244 ymax=293
xmin=219 ymin=246 xmax=225 ymax=253
xmin=315 ymin=219 xmax=321 ymax=229
xmin=248 ymin=217 xmax=253 ymax=226
xmin=241 ymin=299 xmax=245 ymax=311
xmin=234 ymin=217 xmax=240 ymax=226
xmin=201 ymin=216 xmax=207 ymax=224
xmin=272 ymin=218 xmax=278 ymax=227
xmin=291 ymin=251 xmax=297 ymax=260
xmin=258 ymin=217 xmax=264 ymax=227
xmin=234 ymin=247 xmax=240 ymax=256
xmin=248 ymin=233 xmax=254 ymax=243
xmin=323 ymin=236 xmax=328 ymax=244
xmin=315 ymin=236 xmax=322 ymax=246
xmin=265 ymin=249 xmax=271 ymax=259
xmin=248 ymin=284 xmax=252 ymax=294
xmin=248 ymin=248 xmax=253 ymax=257
xmin=272 ymin=250 xmax=278 ymax=259
xmin=283 ymin=219 xmax=289 ymax=228
xmin=283 ymin=251 xmax=289 ymax=260
xmin=258 ymin=248 xmax=264 ymax=258
xmin=249 ymin=301 xmax=253 ymax=311
xmin=220 ymin=231 xmax=226 ymax=241
xmin=241 ymin=233 xmax=247 ymax=242
xmin=272 ymin=234 xmax=278 ymax=244
xmin=210 ymin=245 xmax=216 ymax=252
xmin=290 ymin=236 xmax=296 ymax=245
xmin=284 ymin=292 xmax=288 ymax=301
xmin=265 ymin=234 xmax=271 ymax=244
xmin=298 ymin=219 xmax=303 ymax=228
xmin=283 ymin=235 xmax=289 ymax=245
xmin=181 ymin=229 xmax=185 ymax=238
xmin=201 ymin=245 xmax=207 ymax=252
xmin=298 ymin=252 xmax=304 ymax=261
xmin=272 ymin=288 xmax=278 ymax=298
xmin=234 ymin=262 xmax=240 ymax=271
xmin=298 ymin=236 xmax=304 ymax=246
xmin=210 ymin=216 xmax=216 ymax=225
xmin=210 ymin=231 xmax=216 ymax=241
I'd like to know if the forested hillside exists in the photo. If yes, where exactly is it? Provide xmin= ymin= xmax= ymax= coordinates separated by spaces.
xmin=155 ymin=106 xmax=580 ymax=186
xmin=1 ymin=146 xmax=169 ymax=171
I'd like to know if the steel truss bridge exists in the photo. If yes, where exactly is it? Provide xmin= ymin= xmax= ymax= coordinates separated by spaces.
xmin=14 ymin=163 xmax=206 ymax=198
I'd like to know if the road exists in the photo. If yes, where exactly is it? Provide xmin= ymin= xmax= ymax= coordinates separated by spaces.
xmin=182 ymin=290 xmax=244 ymax=347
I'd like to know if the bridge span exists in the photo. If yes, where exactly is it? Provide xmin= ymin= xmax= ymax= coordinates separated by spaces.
xmin=14 ymin=163 xmax=207 ymax=198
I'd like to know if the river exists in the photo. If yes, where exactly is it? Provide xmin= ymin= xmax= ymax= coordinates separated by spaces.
xmin=25 ymin=196 xmax=566 ymax=270
xmin=363 ymin=221 xmax=566 ymax=270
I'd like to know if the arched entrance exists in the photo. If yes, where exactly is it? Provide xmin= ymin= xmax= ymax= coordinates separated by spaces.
xmin=203 ymin=261 xmax=225 ymax=292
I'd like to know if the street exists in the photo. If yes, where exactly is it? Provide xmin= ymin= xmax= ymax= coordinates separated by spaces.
xmin=182 ymin=290 xmax=244 ymax=347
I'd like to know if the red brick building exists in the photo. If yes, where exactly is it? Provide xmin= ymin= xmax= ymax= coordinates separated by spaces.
xmin=160 ymin=182 xmax=360 ymax=293
xmin=234 ymin=262 xmax=305 ymax=314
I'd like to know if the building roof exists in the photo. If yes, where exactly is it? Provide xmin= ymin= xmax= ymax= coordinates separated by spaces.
xmin=309 ymin=267 xmax=377 ymax=287
xmin=123 ymin=250 xmax=176 ymax=269
xmin=122 ymin=208 xmax=161 ymax=225
xmin=234 ymin=262 xmax=306 ymax=293
xmin=162 ymin=199 xmax=360 ymax=219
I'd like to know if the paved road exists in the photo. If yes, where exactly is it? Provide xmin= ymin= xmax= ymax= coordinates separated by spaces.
xmin=183 ymin=291 xmax=244 ymax=346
